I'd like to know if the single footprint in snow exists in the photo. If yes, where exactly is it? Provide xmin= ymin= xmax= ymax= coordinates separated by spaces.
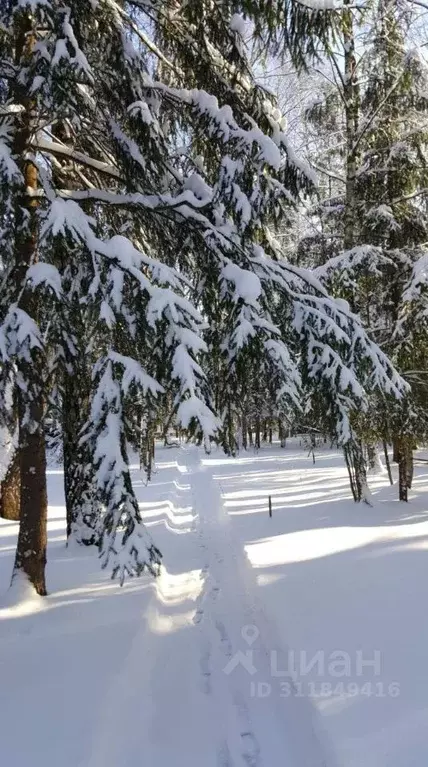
xmin=240 ymin=732 xmax=260 ymax=767
xmin=200 ymin=647 xmax=212 ymax=694
xmin=210 ymin=584 xmax=220 ymax=601
xmin=215 ymin=620 xmax=233 ymax=657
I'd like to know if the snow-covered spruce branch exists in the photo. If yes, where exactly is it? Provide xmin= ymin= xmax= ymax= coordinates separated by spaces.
xmin=251 ymin=251 xmax=408 ymax=421
xmin=40 ymin=199 xmax=219 ymax=445
xmin=80 ymin=354 xmax=162 ymax=583
xmin=313 ymin=246 xmax=394 ymax=282
xmin=33 ymin=138 xmax=123 ymax=181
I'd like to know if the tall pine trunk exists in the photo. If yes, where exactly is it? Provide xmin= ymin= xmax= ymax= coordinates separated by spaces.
xmin=10 ymin=13 xmax=47 ymax=595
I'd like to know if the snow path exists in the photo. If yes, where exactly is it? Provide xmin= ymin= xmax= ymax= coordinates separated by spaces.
xmin=185 ymin=446 xmax=333 ymax=767
xmin=84 ymin=446 xmax=331 ymax=767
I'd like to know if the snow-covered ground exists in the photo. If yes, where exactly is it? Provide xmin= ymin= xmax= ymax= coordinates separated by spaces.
xmin=1 ymin=442 xmax=428 ymax=767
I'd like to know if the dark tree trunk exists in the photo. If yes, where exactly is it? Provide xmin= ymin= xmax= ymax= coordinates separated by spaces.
xmin=13 ymin=397 xmax=48 ymax=595
xmin=397 ymin=442 xmax=407 ymax=501
xmin=221 ymin=400 xmax=237 ymax=457
xmin=392 ymin=436 xmax=400 ymax=463
xmin=255 ymin=418 xmax=261 ymax=450
xmin=241 ymin=413 xmax=248 ymax=450
xmin=397 ymin=437 xmax=413 ymax=501
xmin=343 ymin=0 xmax=360 ymax=259
xmin=63 ymin=369 xmax=99 ymax=545
xmin=63 ymin=375 xmax=81 ymax=539
xmin=279 ymin=420 xmax=286 ymax=448
xmin=382 ymin=440 xmax=393 ymax=485
xmin=10 ymin=15 xmax=47 ymax=595
xmin=344 ymin=439 xmax=370 ymax=504
xmin=0 ymin=449 xmax=21 ymax=521
xmin=366 ymin=443 xmax=377 ymax=471
xmin=406 ymin=454 xmax=414 ymax=490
